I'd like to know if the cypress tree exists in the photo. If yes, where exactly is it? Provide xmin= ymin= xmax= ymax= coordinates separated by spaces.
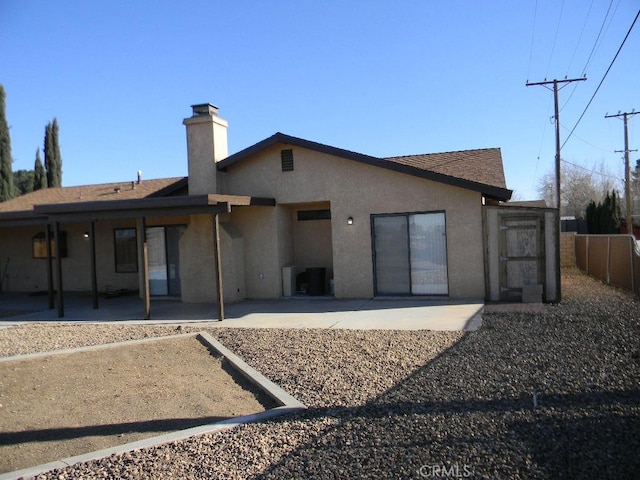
xmin=0 ymin=84 xmax=14 ymax=202
xmin=34 ymin=148 xmax=46 ymax=190
xmin=44 ymin=118 xmax=62 ymax=188
xmin=44 ymin=122 xmax=53 ymax=187
xmin=50 ymin=118 xmax=62 ymax=187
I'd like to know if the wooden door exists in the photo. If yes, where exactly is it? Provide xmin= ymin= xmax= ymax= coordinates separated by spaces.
xmin=499 ymin=215 xmax=544 ymax=301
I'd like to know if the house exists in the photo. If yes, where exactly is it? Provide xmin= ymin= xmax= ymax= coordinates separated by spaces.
xmin=0 ymin=104 xmax=559 ymax=318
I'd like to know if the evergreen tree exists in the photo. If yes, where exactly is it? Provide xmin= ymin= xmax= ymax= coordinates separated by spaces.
xmin=0 ymin=84 xmax=14 ymax=202
xmin=33 ymin=148 xmax=46 ymax=191
xmin=585 ymin=190 xmax=621 ymax=234
xmin=44 ymin=118 xmax=62 ymax=188
xmin=13 ymin=169 xmax=34 ymax=195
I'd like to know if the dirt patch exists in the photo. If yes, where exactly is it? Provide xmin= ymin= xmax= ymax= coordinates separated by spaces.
xmin=0 ymin=335 xmax=270 ymax=474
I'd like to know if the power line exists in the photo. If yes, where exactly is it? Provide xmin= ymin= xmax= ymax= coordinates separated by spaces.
xmin=559 ymin=122 xmax=614 ymax=152
xmin=527 ymin=77 xmax=588 ymax=209
xmin=545 ymin=0 xmax=566 ymax=80
xmin=606 ymin=110 xmax=639 ymax=230
xmin=561 ymin=8 xmax=640 ymax=150
xmin=566 ymin=0 xmax=595 ymax=77
xmin=560 ymin=158 xmax=622 ymax=181
xmin=527 ymin=0 xmax=538 ymax=82
xmin=581 ymin=0 xmax=616 ymax=75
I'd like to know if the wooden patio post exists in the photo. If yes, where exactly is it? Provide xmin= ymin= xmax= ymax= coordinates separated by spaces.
xmin=54 ymin=221 xmax=64 ymax=318
xmin=212 ymin=208 xmax=225 ymax=321
xmin=89 ymin=221 xmax=99 ymax=309
xmin=137 ymin=217 xmax=151 ymax=320
xmin=45 ymin=224 xmax=54 ymax=309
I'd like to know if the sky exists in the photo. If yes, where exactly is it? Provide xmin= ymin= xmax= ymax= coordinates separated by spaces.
xmin=1 ymin=0 xmax=639 ymax=200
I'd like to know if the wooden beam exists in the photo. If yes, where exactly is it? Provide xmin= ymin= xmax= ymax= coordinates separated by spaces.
xmin=89 ymin=221 xmax=99 ymax=309
xmin=54 ymin=221 xmax=64 ymax=318
xmin=45 ymin=224 xmax=54 ymax=309
xmin=212 ymin=211 xmax=224 ymax=321
xmin=138 ymin=217 xmax=151 ymax=320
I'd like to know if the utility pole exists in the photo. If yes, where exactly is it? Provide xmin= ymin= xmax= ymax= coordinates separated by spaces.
xmin=526 ymin=76 xmax=586 ymax=303
xmin=605 ymin=110 xmax=638 ymax=236
xmin=526 ymin=77 xmax=587 ymax=209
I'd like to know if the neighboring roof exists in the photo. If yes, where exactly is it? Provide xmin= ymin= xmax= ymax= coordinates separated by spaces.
xmin=0 ymin=177 xmax=188 ymax=214
xmin=217 ymin=132 xmax=512 ymax=201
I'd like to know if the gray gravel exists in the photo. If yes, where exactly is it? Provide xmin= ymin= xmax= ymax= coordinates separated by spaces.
xmin=1 ymin=268 xmax=639 ymax=479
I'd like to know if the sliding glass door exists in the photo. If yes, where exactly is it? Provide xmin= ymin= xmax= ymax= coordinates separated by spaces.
xmin=146 ymin=225 xmax=186 ymax=296
xmin=373 ymin=212 xmax=448 ymax=295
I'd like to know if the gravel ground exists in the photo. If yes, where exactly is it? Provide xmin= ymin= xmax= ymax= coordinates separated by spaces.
xmin=0 ymin=268 xmax=638 ymax=479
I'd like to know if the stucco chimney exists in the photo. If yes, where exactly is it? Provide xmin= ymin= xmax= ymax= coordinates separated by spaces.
xmin=183 ymin=103 xmax=228 ymax=195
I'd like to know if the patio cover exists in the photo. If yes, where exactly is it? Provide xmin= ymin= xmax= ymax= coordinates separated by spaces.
xmin=23 ymin=194 xmax=276 ymax=320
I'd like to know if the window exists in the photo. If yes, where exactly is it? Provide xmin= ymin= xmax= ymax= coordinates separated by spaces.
xmin=33 ymin=231 xmax=67 ymax=258
xmin=281 ymin=149 xmax=294 ymax=171
xmin=114 ymin=228 xmax=138 ymax=273
xmin=372 ymin=212 xmax=448 ymax=295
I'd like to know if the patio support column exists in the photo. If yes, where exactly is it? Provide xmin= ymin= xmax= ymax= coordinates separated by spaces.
xmin=54 ymin=221 xmax=64 ymax=318
xmin=89 ymin=221 xmax=98 ymax=309
xmin=212 ymin=205 xmax=227 ymax=321
xmin=137 ymin=217 xmax=151 ymax=320
xmin=45 ymin=223 xmax=54 ymax=309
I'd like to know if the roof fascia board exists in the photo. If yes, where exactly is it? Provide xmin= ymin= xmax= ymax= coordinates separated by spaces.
xmin=34 ymin=194 xmax=275 ymax=216
xmin=0 ymin=210 xmax=49 ymax=227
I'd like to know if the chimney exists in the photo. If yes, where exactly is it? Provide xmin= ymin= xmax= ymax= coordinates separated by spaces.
xmin=137 ymin=170 xmax=142 ymax=184
xmin=183 ymin=103 xmax=228 ymax=195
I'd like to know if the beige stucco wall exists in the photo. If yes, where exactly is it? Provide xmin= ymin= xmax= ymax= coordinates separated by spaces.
xmin=220 ymin=145 xmax=486 ymax=299
xmin=0 ymin=220 xmax=142 ymax=293
xmin=178 ymin=214 xmax=248 ymax=303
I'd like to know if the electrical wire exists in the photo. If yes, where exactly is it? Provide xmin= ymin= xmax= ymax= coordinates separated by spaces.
xmin=560 ymin=158 xmax=622 ymax=181
xmin=527 ymin=0 xmax=538 ymax=82
xmin=581 ymin=0 xmax=615 ymax=75
xmin=559 ymin=0 xmax=596 ymax=112
xmin=560 ymin=122 xmax=614 ymax=152
xmin=531 ymin=96 xmax=554 ymax=195
xmin=545 ymin=0 xmax=566 ymax=80
xmin=566 ymin=0 xmax=595 ymax=77
xmin=561 ymin=9 xmax=640 ymax=150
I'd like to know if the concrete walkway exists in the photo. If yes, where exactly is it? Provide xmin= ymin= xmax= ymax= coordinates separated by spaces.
xmin=0 ymin=293 xmax=484 ymax=331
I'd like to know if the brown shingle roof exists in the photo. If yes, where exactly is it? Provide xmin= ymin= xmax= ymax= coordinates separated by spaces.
xmin=384 ymin=148 xmax=507 ymax=190
xmin=0 ymin=177 xmax=187 ymax=213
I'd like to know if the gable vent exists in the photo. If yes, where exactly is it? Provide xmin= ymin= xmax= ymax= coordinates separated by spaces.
xmin=281 ymin=149 xmax=294 ymax=171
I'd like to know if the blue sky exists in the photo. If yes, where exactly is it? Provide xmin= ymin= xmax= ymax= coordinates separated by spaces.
xmin=1 ymin=1 xmax=638 ymax=200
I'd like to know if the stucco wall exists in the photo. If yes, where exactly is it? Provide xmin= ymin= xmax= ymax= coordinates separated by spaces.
xmin=227 ymin=206 xmax=283 ymax=299
xmin=0 ymin=220 xmax=141 ymax=293
xmin=220 ymin=145 xmax=486 ymax=298
xmin=178 ymin=214 xmax=247 ymax=303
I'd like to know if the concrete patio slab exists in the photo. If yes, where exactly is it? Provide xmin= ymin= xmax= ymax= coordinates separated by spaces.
xmin=0 ymin=293 xmax=484 ymax=331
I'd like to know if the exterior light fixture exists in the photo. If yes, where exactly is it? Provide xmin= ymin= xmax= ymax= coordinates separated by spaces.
xmin=347 ymin=216 xmax=354 ymax=225
xmin=83 ymin=232 xmax=89 ymax=238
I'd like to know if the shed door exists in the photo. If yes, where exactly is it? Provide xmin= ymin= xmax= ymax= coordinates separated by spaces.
xmin=499 ymin=216 xmax=544 ymax=300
